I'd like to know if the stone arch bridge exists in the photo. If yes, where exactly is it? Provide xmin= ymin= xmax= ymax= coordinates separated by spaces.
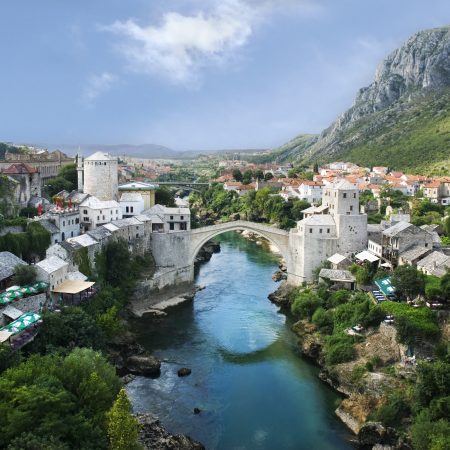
xmin=190 ymin=220 xmax=292 ymax=274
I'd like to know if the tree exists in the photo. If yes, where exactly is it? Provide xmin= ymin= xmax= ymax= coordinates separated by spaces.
xmin=242 ymin=170 xmax=253 ymax=184
xmin=232 ymin=169 xmax=243 ymax=182
xmin=313 ymin=163 xmax=319 ymax=174
xmin=291 ymin=290 xmax=323 ymax=320
xmin=254 ymin=170 xmax=264 ymax=180
xmin=392 ymin=265 xmax=425 ymax=300
xmin=264 ymin=172 xmax=274 ymax=181
xmin=46 ymin=177 xmax=73 ymax=197
xmin=155 ymin=187 xmax=175 ymax=207
xmin=58 ymin=164 xmax=77 ymax=186
xmin=107 ymin=389 xmax=142 ymax=450
xmin=12 ymin=264 xmax=36 ymax=285
xmin=287 ymin=169 xmax=298 ymax=178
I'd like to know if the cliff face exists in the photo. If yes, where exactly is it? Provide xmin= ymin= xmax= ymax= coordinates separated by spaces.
xmin=333 ymin=26 xmax=450 ymax=129
xmin=278 ymin=26 xmax=450 ymax=171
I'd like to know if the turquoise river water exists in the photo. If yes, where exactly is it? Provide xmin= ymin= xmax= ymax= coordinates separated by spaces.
xmin=127 ymin=232 xmax=353 ymax=450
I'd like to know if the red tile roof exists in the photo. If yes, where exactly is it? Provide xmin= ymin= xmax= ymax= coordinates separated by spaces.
xmin=2 ymin=163 xmax=38 ymax=174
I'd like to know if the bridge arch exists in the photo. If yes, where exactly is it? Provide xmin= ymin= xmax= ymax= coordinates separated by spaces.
xmin=189 ymin=220 xmax=290 ymax=267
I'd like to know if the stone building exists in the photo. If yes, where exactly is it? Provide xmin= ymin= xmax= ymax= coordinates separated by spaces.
xmin=79 ymin=196 xmax=122 ymax=231
xmin=0 ymin=149 xmax=73 ymax=185
xmin=143 ymin=205 xmax=190 ymax=233
xmin=1 ymin=163 xmax=41 ymax=206
xmin=289 ymin=180 xmax=368 ymax=283
xmin=37 ymin=206 xmax=81 ymax=244
xmin=77 ymin=151 xmax=119 ymax=201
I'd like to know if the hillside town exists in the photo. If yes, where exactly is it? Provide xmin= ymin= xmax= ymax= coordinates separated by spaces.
xmin=0 ymin=148 xmax=449 ymax=352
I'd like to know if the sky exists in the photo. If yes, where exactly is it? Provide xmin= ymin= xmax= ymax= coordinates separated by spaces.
xmin=1 ymin=0 xmax=450 ymax=151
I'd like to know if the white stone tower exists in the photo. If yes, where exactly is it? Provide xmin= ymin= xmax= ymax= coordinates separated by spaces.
xmin=83 ymin=151 xmax=118 ymax=201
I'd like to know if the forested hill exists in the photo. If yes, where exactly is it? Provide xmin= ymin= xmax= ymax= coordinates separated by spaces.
xmin=275 ymin=25 xmax=450 ymax=173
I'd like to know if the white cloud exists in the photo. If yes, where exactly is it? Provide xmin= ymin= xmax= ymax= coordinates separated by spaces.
xmin=102 ymin=0 xmax=321 ymax=84
xmin=82 ymin=72 xmax=117 ymax=105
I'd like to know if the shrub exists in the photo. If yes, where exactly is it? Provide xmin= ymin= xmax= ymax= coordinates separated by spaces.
xmin=12 ymin=264 xmax=36 ymax=286
xmin=291 ymin=290 xmax=323 ymax=320
xmin=373 ymin=391 xmax=411 ymax=428
xmin=381 ymin=302 xmax=440 ymax=345
xmin=312 ymin=307 xmax=334 ymax=334
xmin=324 ymin=333 xmax=356 ymax=366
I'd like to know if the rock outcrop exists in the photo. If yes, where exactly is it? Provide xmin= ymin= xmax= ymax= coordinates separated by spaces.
xmin=137 ymin=414 xmax=205 ymax=450
xmin=125 ymin=355 xmax=161 ymax=376
xmin=276 ymin=25 xmax=450 ymax=169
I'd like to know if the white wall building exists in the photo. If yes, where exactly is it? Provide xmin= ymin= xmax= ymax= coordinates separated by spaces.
xmin=35 ymin=255 xmax=69 ymax=290
xmin=38 ymin=207 xmax=81 ymax=244
xmin=79 ymin=196 xmax=122 ymax=231
xmin=120 ymin=193 xmax=145 ymax=218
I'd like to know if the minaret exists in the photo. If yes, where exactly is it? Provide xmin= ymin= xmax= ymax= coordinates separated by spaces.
xmin=76 ymin=147 xmax=84 ymax=192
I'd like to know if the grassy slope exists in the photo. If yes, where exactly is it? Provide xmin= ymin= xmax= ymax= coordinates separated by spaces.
xmin=335 ymin=91 xmax=450 ymax=173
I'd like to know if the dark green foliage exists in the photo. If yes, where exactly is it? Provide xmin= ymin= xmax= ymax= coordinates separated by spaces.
xmin=155 ymin=187 xmax=176 ymax=207
xmin=7 ymin=432 xmax=70 ymax=450
xmin=0 ymin=345 xmax=22 ymax=374
xmin=232 ymin=169 xmax=243 ymax=182
xmin=324 ymin=333 xmax=356 ymax=366
xmin=381 ymin=302 xmax=440 ymax=345
xmin=12 ymin=264 xmax=36 ymax=285
xmin=19 ymin=207 xmax=38 ymax=218
xmin=189 ymin=183 xmax=310 ymax=230
xmin=46 ymin=177 xmax=73 ymax=197
xmin=291 ymin=290 xmax=323 ymax=320
xmin=312 ymin=307 xmax=334 ymax=334
xmin=28 ymin=308 xmax=105 ymax=355
xmin=0 ymin=348 xmax=121 ymax=449
xmin=58 ymin=164 xmax=77 ymax=186
xmin=372 ymin=391 xmax=412 ymax=428
xmin=392 ymin=265 xmax=425 ymax=300
xmin=95 ymin=239 xmax=134 ymax=290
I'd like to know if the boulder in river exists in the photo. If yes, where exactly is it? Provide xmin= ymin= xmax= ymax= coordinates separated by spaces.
xmin=137 ymin=413 xmax=205 ymax=450
xmin=125 ymin=355 xmax=161 ymax=376
xmin=178 ymin=367 xmax=192 ymax=377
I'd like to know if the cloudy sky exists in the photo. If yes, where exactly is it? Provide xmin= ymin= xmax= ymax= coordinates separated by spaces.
xmin=1 ymin=0 xmax=449 ymax=151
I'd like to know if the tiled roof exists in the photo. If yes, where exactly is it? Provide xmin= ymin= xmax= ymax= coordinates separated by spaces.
xmin=2 ymin=163 xmax=38 ymax=174
xmin=0 ymin=252 xmax=27 ymax=281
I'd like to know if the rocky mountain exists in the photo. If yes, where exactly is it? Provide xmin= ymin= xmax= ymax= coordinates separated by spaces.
xmin=277 ymin=25 xmax=450 ymax=172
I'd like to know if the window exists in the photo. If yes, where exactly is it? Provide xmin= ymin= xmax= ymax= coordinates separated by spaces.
xmin=353 ymin=193 xmax=356 ymax=198
xmin=343 ymin=193 xmax=347 ymax=198
xmin=170 ymin=215 xmax=174 ymax=220
xmin=350 ymin=205 xmax=353 ymax=211
xmin=130 ymin=206 xmax=134 ymax=213
xmin=75 ymin=218 xmax=79 ymax=224
xmin=136 ymin=233 xmax=139 ymax=238
xmin=97 ymin=216 xmax=100 ymax=221
xmin=100 ymin=210 xmax=102 ymax=214
xmin=62 ymin=221 xmax=65 ymax=226
xmin=126 ymin=206 xmax=129 ymax=213
xmin=103 ymin=215 xmax=105 ymax=220
xmin=181 ymin=215 xmax=184 ymax=220
xmin=170 ymin=223 xmax=175 ymax=231
xmin=327 ymin=228 xmax=330 ymax=233
xmin=309 ymin=228 xmax=312 ymax=233
xmin=83 ymin=209 xmax=87 ymax=214
xmin=425 ymin=243 xmax=428 ymax=247
xmin=110 ymin=210 xmax=113 ymax=214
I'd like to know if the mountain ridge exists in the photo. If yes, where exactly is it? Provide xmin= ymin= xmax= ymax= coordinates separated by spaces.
xmin=276 ymin=25 xmax=450 ymax=172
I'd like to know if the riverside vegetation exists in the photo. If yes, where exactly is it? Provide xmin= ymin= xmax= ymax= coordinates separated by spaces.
xmin=277 ymin=263 xmax=450 ymax=450
xmin=0 ymin=239 xmax=154 ymax=450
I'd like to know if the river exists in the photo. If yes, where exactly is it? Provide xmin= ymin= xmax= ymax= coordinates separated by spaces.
xmin=127 ymin=232 xmax=352 ymax=450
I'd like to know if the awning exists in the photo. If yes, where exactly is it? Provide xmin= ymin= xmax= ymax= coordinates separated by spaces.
xmin=1 ymin=313 xmax=41 ymax=335
xmin=0 ymin=330 xmax=13 ymax=343
xmin=380 ymin=262 xmax=392 ymax=268
xmin=327 ymin=253 xmax=348 ymax=265
xmin=355 ymin=250 xmax=379 ymax=263
xmin=52 ymin=280 xmax=95 ymax=294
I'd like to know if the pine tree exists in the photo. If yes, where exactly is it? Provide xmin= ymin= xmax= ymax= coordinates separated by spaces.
xmin=107 ymin=388 xmax=142 ymax=450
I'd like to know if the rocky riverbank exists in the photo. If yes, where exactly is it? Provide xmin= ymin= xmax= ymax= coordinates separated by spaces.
xmin=267 ymin=284 xmax=411 ymax=450
xmin=136 ymin=414 xmax=205 ymax=450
